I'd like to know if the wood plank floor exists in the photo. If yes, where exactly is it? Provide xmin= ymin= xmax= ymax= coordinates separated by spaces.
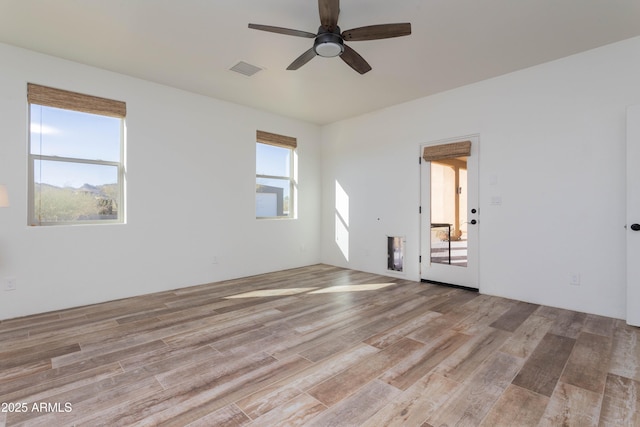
xmin=1 ymin=264 xmax=639 ymax=426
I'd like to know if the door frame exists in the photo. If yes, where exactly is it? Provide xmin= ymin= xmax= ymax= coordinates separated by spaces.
xmin=419 ymin=134 xmax=480 ymax=290
xmin=627 ymin=105 xmax=640 ymax=326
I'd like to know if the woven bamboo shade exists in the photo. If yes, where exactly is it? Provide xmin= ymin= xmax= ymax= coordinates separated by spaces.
xmin=27 ymin=83 xmax=126 ymax=118
xmin=257 ymin=130 xmax=297 ymax=149
xmin=422 ymin=140 xmax=471 ymax=161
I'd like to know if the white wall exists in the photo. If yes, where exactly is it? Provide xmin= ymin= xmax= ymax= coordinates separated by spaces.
xmin=321 ymin=36 xmax=640 ymax=320
xmin=0 ymin=43 xmax=322 ymax=320
xmin=3 ymin=36 xmax=639 ymax=322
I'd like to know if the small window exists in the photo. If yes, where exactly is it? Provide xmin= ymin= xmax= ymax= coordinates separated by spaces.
xmin=28 ymin=84 xmax=126 ymax=225
xmin=256 ymin=130 xmax=297 ymax=219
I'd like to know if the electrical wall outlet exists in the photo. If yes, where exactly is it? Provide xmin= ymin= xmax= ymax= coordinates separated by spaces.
xmin=569 ymin=273 xmax=581 ymax=286
xmin=4 ymin=277 xmax=16 ymax=291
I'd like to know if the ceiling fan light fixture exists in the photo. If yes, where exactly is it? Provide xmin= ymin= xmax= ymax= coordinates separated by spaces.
xmin=314 ymin=32 xmax=344 ymax=57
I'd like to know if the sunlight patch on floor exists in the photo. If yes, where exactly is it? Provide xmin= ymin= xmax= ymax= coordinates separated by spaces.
xmin=225 ymin=287 xmax=318 ymax=299
xmin=224 ymin=282 xmax=397 ymax=299
xmin=308 ymin=283 xmax=395 ymax=294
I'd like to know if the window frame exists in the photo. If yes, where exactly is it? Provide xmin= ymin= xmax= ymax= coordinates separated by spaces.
xmin=255 ymin=130 xmax=297 ymax=220
xmin=27 ymin=84 xmax=126 ymax=226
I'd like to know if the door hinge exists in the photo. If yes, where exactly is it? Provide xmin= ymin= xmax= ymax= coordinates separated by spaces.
xmin=419 ymin=255 xmax=422 ymax=263
xmin=419 ymin=206 xmax=422 ymax=214
xmin=419 ymin=156 xmax=422 ymax=164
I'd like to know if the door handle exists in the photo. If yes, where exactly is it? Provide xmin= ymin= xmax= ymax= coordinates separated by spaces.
xmin=632 ymin=223 xmax=640 ymax=231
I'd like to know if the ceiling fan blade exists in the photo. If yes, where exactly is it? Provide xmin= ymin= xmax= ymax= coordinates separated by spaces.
xmin=248 ymin=24 xmax=316 ymax=38
xmin=342 ymin=23 xmax=411 ymax=41
xmin=318 ymin=0 xmax=340 ymax=30
xmin=340 ymin=45 xmax=372 ymax=74
xmin=287 ymin=48 xmax=317 ymax=70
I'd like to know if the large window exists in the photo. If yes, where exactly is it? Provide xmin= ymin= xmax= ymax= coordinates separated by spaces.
xmin=256 ymin=130 xmax=297 ymax=219
xmin=28 ymin=83 xmax=126 ymax=226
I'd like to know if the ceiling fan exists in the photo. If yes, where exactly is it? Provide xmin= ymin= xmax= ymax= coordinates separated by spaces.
xmin=248 ymin=0 xmax=411 ymax=74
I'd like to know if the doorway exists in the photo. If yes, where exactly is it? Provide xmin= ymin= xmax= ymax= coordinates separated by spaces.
xmin=420 ymin=136 xmax=479 ymax=289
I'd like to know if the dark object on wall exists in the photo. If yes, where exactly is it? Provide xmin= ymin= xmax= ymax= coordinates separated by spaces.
xmin=387 ymin=236 xmax=404 ymax=272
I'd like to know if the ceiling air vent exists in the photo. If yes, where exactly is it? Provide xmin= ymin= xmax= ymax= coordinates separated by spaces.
xmin=229 ymin=61 xmax=263 ymax=77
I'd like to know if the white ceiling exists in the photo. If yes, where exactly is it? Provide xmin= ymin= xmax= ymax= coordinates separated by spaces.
xmin=1 ymin=0 xmax=639 ymax=125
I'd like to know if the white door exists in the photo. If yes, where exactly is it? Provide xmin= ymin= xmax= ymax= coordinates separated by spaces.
xmin=420 ymin=136 xmax=479 ymax=289
xmin=627 ymin=105 xmax=640 ymax=326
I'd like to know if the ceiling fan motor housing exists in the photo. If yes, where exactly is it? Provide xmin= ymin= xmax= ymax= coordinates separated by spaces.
xmin=314 ymin=27 xmax=344 ymax=57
